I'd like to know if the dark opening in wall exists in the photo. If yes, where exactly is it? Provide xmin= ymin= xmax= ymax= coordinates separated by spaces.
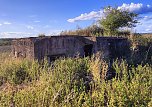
xmin=84 ymin=44 xmax=93 ymax=57
xmin=47 ymin=54 xmax=65 ymax=63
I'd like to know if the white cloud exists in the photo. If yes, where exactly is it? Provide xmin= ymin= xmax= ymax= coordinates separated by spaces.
xmin=148 ymin=25 xmax=152 ymax=28
xmin=0 ymin=32 xmax=31 ymax=35
xmin=67 ymin=3 xmax=152 ymax=23
xmin=145 ymin=29 xmax=151 ymax=32
xmin=67 ymin=10 xmax=104 ymax=23
xmin=0 ymin=24 xmax=2 ymax=26
xmin=137 ymin=15 xmax=152 ymax=22
xmin=135 ymin=17 xmax=152 ymax=33
xmin=0 ymin=32 xmax=32 ymax=38
xmin=3 ymin=22 xmax=12 ymax=25
xmin=27 ymin=25 xmax=34 ymax=30
xmin=118 ymin=3 xmax=152 ymax=14
xmin=46 ymin=29 xmax=63 ymax=35
xmin=145 ymin=26 xmax=152 ymax=32
xmin=143 ymin=16 xmax=152 ymax=20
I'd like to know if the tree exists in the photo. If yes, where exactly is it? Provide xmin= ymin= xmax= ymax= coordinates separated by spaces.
xmin=100 ymin=6 xmax=138 ymax=36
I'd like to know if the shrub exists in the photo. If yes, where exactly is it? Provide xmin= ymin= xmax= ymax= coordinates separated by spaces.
xmin=0 ymin=54 xmax=151 ymax=106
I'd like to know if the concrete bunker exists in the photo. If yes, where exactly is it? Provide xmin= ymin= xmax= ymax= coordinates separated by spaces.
xmin=12 ymin=36 xmax=130 ymax=62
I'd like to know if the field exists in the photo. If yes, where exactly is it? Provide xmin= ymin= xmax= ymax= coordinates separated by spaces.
xmin=0 ymin=35 xmax=151 ymax=107
xmin=0 ymin=46 xmax=11 ymax=53
xmin=0 ymin=38 xmax=12 ymax=53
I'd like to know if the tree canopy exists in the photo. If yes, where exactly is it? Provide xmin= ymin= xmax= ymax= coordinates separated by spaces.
xmin=100 ymin=6 xmax=138 ymax=36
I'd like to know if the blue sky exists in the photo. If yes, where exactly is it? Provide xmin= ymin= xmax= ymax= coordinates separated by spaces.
xmin=0 ymin=0 xmax=152 ymax=38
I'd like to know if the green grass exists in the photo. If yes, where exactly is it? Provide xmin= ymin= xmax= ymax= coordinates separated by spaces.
xmin=0 ymin=54 xmax=151 ymax=107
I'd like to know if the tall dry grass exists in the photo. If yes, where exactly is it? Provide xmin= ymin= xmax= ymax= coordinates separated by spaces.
xmin=0 ymin=53 xmax=151 ymax=107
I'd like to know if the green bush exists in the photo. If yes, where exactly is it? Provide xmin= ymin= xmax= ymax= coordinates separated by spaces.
xmin=0 ymin=59 xmax=41 ymax=85
xmin=0 ymin=54 xmax=151 ymax=106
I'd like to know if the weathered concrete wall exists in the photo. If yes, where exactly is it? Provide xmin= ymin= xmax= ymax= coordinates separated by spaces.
xmin=12 ymin=38 xmax=34 ymax=59
xmin=96 ymin=37 xmax=130 ymax=61
xmin=96 ymin=37 xmax=110 ymax=60
xmin=34 ymin=36 xmax=94 ymax=60
xmin=106 ymin=37 xmax=130 ymax=60
xmin=12 ymin=36 xmax=130 ymax=62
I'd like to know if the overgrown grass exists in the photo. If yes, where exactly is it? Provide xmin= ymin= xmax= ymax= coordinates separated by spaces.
xmin=130 ymin=35 xmax=152 ymax=65
xmin=60 ymin=25 xmax=104 ymax=37
xmin=0 ymin=53 xmax=151 ymax=107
